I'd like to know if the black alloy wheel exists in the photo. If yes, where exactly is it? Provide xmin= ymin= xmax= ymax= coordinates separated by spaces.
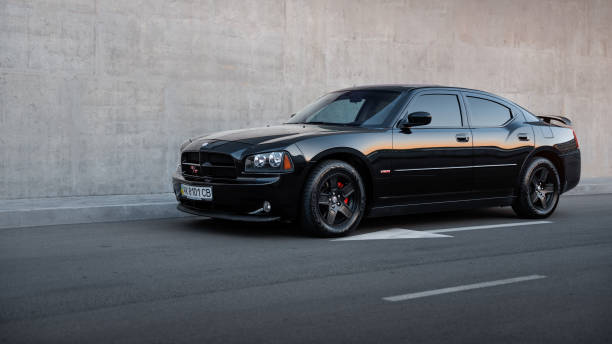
xmin=301 ymin=160 xmax=366 ymax=236
xmin=529 ymin=166 xmax=557 ymax=212
xmin=316 ymin=172 xmax=357 ymax=226
xmin=513 ymin=157 xmax=560 ymax=218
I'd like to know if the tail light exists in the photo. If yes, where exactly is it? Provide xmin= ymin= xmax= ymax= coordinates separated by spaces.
xmin=572 ymin=129 xmax=579 ymax=149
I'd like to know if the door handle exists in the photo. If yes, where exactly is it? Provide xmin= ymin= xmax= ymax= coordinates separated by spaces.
xmin=456 ymin=133 xmax=470 ymax=142
xmin=518 ymin=133 xmax=530 ymax=141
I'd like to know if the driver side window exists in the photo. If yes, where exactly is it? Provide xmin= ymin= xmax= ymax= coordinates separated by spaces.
xmin=408 ymin=94 xmax=463 ymax=128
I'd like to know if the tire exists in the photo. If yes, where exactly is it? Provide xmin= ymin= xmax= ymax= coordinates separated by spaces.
xmin=512 ymin=157 xmax=561 ymax=219
xmin=300 ymin=160 xmax=366 ymax=237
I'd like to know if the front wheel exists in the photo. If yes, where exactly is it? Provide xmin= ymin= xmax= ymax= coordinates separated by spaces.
xmin=512 ymin=157 xmax=561 ymax=218
xmin=301 ymin=160 xmax=366 ymax=237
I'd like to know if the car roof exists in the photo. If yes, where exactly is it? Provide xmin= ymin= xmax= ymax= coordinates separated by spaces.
xmin=333 ymin=84 xmax=525 ymax=111
xmin=335 ymin=84 xmax=492 ymax=94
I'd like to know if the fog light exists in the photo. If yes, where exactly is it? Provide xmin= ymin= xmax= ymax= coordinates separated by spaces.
xmin=263 ymin=201 xmax=271 ymax=213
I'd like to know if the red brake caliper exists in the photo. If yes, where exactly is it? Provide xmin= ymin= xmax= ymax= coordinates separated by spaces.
xmin=337 ymin=182 xmax=349 ymax=204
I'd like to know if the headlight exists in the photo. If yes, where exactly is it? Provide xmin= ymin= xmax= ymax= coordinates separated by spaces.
xmin=268 ymin=152 xmax=283 ymax=168
xmin=254 ymin=154 xmax=267 ymax=168
xmin=245 ymin=151 xmax=294 ymax=173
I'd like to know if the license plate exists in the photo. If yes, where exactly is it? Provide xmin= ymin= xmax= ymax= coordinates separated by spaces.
xmin=181 ymin=184 xmax=213 ymax=201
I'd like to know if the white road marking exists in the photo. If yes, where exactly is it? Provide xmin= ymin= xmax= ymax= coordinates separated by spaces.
xmin=383 ymin=275 xmax=547 ymax=302
xmin=425 ymin=221 xmax=552 ymax=234
xmin=334 ymin=221 xmax=552 ymax=241
xmin=333 ymin=228 xmax=451 ymax=241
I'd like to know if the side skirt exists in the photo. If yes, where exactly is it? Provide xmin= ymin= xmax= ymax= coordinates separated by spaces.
xmin=367 ymin=196 xmax=515 ymax=218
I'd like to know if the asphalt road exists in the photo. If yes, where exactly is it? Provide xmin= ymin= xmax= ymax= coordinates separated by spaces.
xmin=1 ymin=194 xmax=611 ymax=343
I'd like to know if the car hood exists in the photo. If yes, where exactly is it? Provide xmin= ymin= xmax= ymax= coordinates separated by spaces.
xmin=190 ymin=124 xmax=357 ymax=147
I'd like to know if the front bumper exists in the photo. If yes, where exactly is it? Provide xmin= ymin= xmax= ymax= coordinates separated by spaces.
xmin=172 ymin=171 xmax=299 ymax=221
xmin=177 ymin=204 xmax=280 ymax=222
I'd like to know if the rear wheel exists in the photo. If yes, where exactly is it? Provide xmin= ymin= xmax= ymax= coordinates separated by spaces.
xmin=301 ymin=160 xmax=366 ymax=237
xmin=512 ymin=157 xmax=561 ymax=218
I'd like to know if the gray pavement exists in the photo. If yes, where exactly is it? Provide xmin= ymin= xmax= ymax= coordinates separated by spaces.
xmin=1 ymin=194 xmax=611 ymax=343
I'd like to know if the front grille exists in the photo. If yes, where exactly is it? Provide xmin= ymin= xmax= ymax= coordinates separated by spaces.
xmin=181 ymin=151 xmax=237 ymax=179
xmin=203 ymin=152 xmax=234 ymax=166
xmin=183 ymin=152 xmax=199 ymax=164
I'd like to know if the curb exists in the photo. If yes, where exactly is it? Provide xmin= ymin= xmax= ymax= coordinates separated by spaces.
xmin=0 ymin=193 xmax=191 ymax=230
xmin=564 ymin=181 xmax=612 ymax=196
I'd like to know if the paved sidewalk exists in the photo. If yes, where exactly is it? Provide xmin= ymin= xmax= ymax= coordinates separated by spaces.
xmin=0 ymin=193 xmax=189 ymax=229
xmin=1 ymin=178 xmax=611 ymax=229
xmin=564 ymin=177 xmax=612 ymax=196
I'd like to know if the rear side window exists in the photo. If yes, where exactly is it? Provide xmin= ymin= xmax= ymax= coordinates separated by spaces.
xmin=467 ymin=97 xmax=512 ymax=127
xmin=408 ymin=94 xmax=462 ymax=127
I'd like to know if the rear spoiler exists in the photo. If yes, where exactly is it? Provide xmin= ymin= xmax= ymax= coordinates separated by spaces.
xmin=537 ymin=115 xmax=572 ymax=126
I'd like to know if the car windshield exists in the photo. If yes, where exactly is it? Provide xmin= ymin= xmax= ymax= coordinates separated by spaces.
xmin=287 ymin=90 xmax=403 ymax=127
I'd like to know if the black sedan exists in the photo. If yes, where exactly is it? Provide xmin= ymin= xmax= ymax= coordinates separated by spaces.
xmin=172 ymin=85 xmax=581 ymax=236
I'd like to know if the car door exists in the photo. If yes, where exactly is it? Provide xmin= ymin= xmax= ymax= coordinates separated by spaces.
xmin=390 ymin=90 xmax=473 ymax=205
xmin=462 ymin=92 xmax=535 ymax=198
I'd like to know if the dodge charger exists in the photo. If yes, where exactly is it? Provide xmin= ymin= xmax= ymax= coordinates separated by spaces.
xmin=172 ymin=85 xmax=581 ymax=236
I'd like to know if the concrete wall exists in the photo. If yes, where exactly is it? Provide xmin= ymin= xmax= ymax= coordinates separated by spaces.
xmin=1 ymin=0 xmax=611 ymax=200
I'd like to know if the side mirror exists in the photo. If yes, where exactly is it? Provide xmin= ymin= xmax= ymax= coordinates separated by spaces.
xmin=400 ymin=112 xmax=431 ymax=130
xmin=290 ymin=113 xmax=296 ymax=118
